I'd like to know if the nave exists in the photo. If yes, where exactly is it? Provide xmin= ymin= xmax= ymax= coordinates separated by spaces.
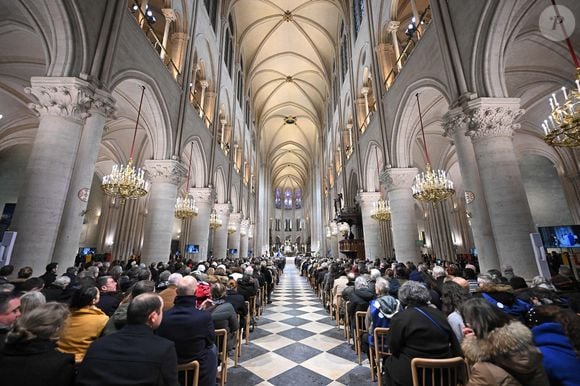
xmin=226 ymin=258 xmax=373 ymax=386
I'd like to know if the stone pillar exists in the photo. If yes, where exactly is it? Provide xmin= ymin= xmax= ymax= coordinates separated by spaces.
xmin=444 ymin=108 xmax=499 ymax=272
xmin=361 ymin=87 xmax=370 ymax=125
xmin=381 ymin=167 xmax=421 ymax=263
xmin=330 ymin=233 xmax=339 ymax=259
xmin=199 ymin=80 xmax=208 ymax=118
xmin=227 ymin=212 xmax=242 ymax=258
xmin=465 ymin=98 xmax=538 ymax=278
xmin=212 ymin=203 xmax=231 ymax=260
xmin=239 ymin=219 xmax=249 ymax=258
xmin=188 ymin=188 xmax=215 ymax=261
xmin=140 ymin=160 xmax=186 ymax=265
xmin=387 ymin=21 xmax=402 ymax=70
xmin=375 ymin=43 xmax=395 ymax=85
xmin=358 ymin=192 xmax=384 ymax=261
xmin=170 ymin=32 xmax=188 ymax=76
xmin=10 ymin=77 xmax=92 ymax=274
xmin=160 ymin=9 xmax=176 ymax=61
xmin=52 ymin=89 xmax=115 ymax=267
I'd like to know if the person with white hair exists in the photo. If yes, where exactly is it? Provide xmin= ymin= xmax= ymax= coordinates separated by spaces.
xmin=159 ymin=273 xmax=182 ymax=311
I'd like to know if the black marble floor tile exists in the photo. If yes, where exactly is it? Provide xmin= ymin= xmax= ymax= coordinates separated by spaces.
xmin=276 ymin=327 xmax=316 ymax=341
xmin=268 ymin=365 xmax=332 ymax=386
xmin=226 ymin=365 xmax=265 ymax=385
xmin=335 ymin=363 xmax=375 ymax=386
xmin=279 ymin=316 xmax=311 ymax=326
xmin=273 ymin=342 xmax=323 ymax=363
xmin=239 ymin=342 xmax=270 ymax=361
xmin=327 ymin=342 xmax=360 ymax=363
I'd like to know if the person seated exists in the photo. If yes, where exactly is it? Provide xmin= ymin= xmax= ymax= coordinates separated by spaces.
xmin=360 ymin=277 xmax=400 ymax=363
xmin=204 ymin=282 xmax=239 ymax=352
xmin=551 ymin=265 xmax=580 ymax=292
xmin=383 ymin=281 xmax=461 ymax=386
xmin=0 ymin=302 xmax=74 ymax=386
xmin=96 ymin=275 xmax=120 ymax=316
xmin=102 ymin=280 xmax=156 ymax=335
xmin=159 ymin=273 xmax=182 ymax=311
xmin=76 ymin=293 xmax=178 ymax=386
xmin=41 ymin=276 xmax=73 ymax=304
xmin=226 ymin=279 xmax=248 ymax=320
xmin=461 ymin=298 xmax=549 ymax=386
xmin=526 ymin=305 xmax=580 ymax=386
xmin=441 ymin=281 xmax=470 ymax=343
xmin=19 ymin=291 xmax=46 ymax=315
xmin=343 ymin=276 xmax=374 ymax=339
xmin=156 ymin=276 xmax=217 ymax=386
xmin=57 ymin=286 xmax=108 ymax=361
xmin=0 ymin=291 xmax=21 ymax=351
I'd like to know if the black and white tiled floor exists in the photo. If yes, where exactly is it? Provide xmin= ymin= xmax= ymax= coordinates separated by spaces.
xmin=226 ymin=258 xmax=374 ymax=386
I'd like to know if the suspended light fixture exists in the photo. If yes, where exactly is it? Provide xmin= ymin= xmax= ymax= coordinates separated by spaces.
xmin=542 ymin=0 xmax=580 ymax=147
xmin=101 ymin=85 xmax=150 ymax=200
xmin=227 ymin=222 xmax=237 ymax=235
xmin=209 ymin=208 xmax=222 ymax=230
xmin=174 ymin=141 xmax=198 ymax=219
xmin=411 ymin=93 xmax=455 ymax=203
xmin=371 ymin=146 xmax=391 ymax=222
xmin=247 ymin=223 xmax=254 ymax=239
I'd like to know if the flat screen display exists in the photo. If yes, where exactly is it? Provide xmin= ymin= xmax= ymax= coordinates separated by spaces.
xmin=538 ymin=225 xmax=580 ymax=248
xmin=186 ymin=244 xmax=199 ymax=253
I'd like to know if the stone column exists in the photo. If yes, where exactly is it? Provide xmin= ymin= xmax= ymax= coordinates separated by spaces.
xmin=52 ymin=89 xmax=115 ymax=267
xmin=10 ymin=77 xmax=92 ymax=274
xmin=381 ymin=167 xmax=421 ymax=264
xmin=227 ymin=212 xmax=242 ymax=258
xmin=170 ymin=32 xmax=188 ymax=76
xmin=188 ymin=188 xmax=215 ymax=261
xmin=387 ymin=21 xmax=402 ymax=70
xmin=361 ymin=86 xmax=370 ymax=126
xmin=212 ymin=203 xmax=231 ymax=260
xmin=330 ymin=233 xmax=339 ymax=259
xmin=160 ymin=9 xmax=176 ymax=61
xmin=199 ymin=80 xmax=208 ymax=118
xmin=443 ymin=108 xmax=499 ymax=272
xmin=239 ymin=219 xmax=249 ymax=258
xmin=140 ymin=160 xmax=186 ymax=265
xmin=465 ymin=98 xmax=538 ymax=278
xmin=358 ymin=192 xmax=384 ymax=261
xmin=375 ymin=43 xmax=395 ymax=85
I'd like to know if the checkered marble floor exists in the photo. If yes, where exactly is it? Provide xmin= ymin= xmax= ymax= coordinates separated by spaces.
xmin=226 ymin=258 xmax=374 ymax=386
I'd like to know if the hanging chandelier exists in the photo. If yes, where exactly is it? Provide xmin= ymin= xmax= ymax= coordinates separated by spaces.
xmin=542 ymin=1 xmax=579 ymax=147
xmin=371 ymin=199 xmax=391 ymax=221
xmin=174 ymin=141 xmax=198 ymax=219
xmin=227 ymin=222 xmax=237 ymax=235
xmin=247 ymin=224 xmax=254 ymax=239
xmin=102 ymin=85 xmax=150 ymax=200
xmin=411 ymin=93 xmax=455 ymax=203
xmin=209 ymin=208 xmax=222 ymax=229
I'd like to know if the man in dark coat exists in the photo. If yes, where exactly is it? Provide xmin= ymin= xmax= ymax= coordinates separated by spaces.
xmin=96 ymin=275 xmax=120 ymax=316
xmin=39 ymin=262 xmax=58 ymax=287
xmin=156 ymin=276 xmax=217 ymax=386
xmin=76 ymin=293 xmax=178 ymax=386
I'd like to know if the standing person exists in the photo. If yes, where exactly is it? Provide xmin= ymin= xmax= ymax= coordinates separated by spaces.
xmin=76 ymin=293 xmax=178 ymax=386
xmin=0 ymin=291 xmax=21 ymax=351
xmin=0 ymin=302 xmax=74 ymax=386
xmin=383 ymin=281 xmax=461 ymax=386
xmin=460 ymin=298 xmax=549 ymax=386
xmin=57 ymin=286 xmax=108 ymax=361
xmin=156 ymin=276 xmax=217 ymax=386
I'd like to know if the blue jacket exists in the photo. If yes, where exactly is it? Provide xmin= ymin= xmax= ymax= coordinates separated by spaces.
xmin=532 ymin=322 xmax=580 ymax=386
xmin=368 ymin=295 xmax=400 ymax=347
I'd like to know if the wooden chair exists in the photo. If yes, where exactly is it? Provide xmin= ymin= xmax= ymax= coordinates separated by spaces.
xmin=215 ymin=329 xmax=228 ymax=386
xmin=234 ymin=315 xmax=242 ymax=367
xmin=254 ymin=290 xmax=261 ymax=319
xmin=177 ymin=360 xmax=200 ymax=386
xmin=373 ymin=327 xmax=391 ymax=384
xmin=410 ymin=357 xmax=469 ymax=386
xmin=244 ymin=300 xmax=251 ymax=345
xmin=248 ymin=295 xmax=257 ymax=322
xmin=354 ymin=311 xmax=368 ymax=364
xmin=344 ymin=301 xmax=351 ymax=343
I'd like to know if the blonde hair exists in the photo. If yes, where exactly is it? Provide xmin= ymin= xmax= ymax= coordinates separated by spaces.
xmin=6 ymin=302 xmax=69 ymax=343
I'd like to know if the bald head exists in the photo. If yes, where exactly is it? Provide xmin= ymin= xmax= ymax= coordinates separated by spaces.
xmin=176 ymin=275 xmax=198 ymax=296
xmin=452 ymin=276 xmax=469 ymax=289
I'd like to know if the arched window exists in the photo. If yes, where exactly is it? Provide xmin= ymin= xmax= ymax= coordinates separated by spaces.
xmin=284 ymin=188 xmax=293 ymax=210
xmin=204 ymin=0 xmax=218 ymax=32
xmin=275 ymin=188 xmax=281 ymax=209
xmin=295 ymin=188 xmax=302 ymax=209
xmin=352 ymin=0 xmax=364 ymax=38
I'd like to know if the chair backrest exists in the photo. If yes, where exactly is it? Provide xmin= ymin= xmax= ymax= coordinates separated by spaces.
xmin=355 ymin=311 xmax=367 ymax=333
xmin=215 ymin=329 xmax=228 ymax=361
xmin=411 ymin=357 xmax=468 ymax=386
xmin=177 ymin=360 xmax=200 ymax=386
xmin=373 ymin=327 xmax=390 ymax=356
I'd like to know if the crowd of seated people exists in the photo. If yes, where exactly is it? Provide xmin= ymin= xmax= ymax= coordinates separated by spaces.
xmin=0 ymin=255 xmax=284 ymax=386
xmin=296 ymin=255 xmax=580 ymax=386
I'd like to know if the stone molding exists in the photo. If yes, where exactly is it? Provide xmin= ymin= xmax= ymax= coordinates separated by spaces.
xmin=189 ymin=187 xmax=216 ymax=204
xmin=357 ymin=191 xmax=382 ymax=206
xmin=228 ymin=212 xmax=242 ymax=224
xmin=90 ymin=88 xmax=116 ymax=118
xmin=380 ymin=167 xmax=418 ymax=192
xmin=465 ymin=98 xmax=524 ymax=140
xmin=161 ymin=8 xmax=176 ymax=22
xmin=214 ymin=202 xmax=232 ymax=215
xmin=26 ymin=77 xmax=94 ymax=122
xmin=442 ymin=108 xmax=468 ymax=138
xmin=144 ymin=159 xmax=187 ymax=185
xmin=387 ymin=21 xmax=400 ymax=32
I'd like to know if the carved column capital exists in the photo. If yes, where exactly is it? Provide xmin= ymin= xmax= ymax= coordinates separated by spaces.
xmin=199 ymin=80 xmax=209 ymax=89
xmin=442 ymin=108 xmax=468 ymax=138
xmin=90 ymin=89 xmax=117 ymax=118
xmin=214 ymin=202 xmax=232 ymax=215
xmin=143 ymin=159 xmax=187 ymax=185
xmin=465 ymin=98 xmax=524 ymax=140
xmin=25 ymin=77 xmax=94 ymax=122
xmin=387 ymin=21 xmax=400 ymax=32
xmin=161 ymin=8 xmax=176 ymax=22
xmin=229 ymin=212 xmax=242 ymax=224
xmin=380 ymin=167 xmax=418 ymax=192
xmin=189 ymin=187 xmax=216 ymax=204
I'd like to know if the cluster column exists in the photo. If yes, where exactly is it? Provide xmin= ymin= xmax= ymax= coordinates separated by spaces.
xmin=465 ymin=98 xmax=538 ymax=278
xmin=358 ymin=192 xmax=384 ymax=260
xmin=227 ymin=212 xmax=242 ymax=258
xmin=239 ymin=219 xmax=249 ymax=258
xmin=141 ymin=160 xmax=186 ymax=265
xmin=10 ymin=77 xmax=93 ymax=274
xmin=188 ymin=188 xmax=215 ymax=261
xmin=212 ymin=203 xmax=231 ymax=260
xmin=443 ymin=108 xmax=499 ymax=272
xmin=381 ymin=167 xmax=421 ymax=263
xmin=52 ymin=89 xmax=116 ymax=267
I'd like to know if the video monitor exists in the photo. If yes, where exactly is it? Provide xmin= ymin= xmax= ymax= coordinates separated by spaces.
xmin=538 ymin=225 xmax=580 ymax=248
xmin=186 ymin=244 xmax=199 ymax=253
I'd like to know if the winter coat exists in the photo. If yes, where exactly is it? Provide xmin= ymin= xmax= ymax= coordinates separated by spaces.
xmin=208 ymin=300 xmax=239 ymax=351
xmin=532 ymin=322 xmax=580 ymax=386
xmin=237 ymin=275 xmax=258 ymax=301
xmin=367 ymin=295 xmax=400 ymax=347
xmin=0 ymin=339 xmax=75 ymax=386
xmin=462 ymin=321 xmax=549 ymax=386
xmin=384 ymin=304 xmax=461 ymax=386
xmin=57 ymin=306 xmax=108 ymax=362
xmin=345 ymin=286 xmax=374 ymax=323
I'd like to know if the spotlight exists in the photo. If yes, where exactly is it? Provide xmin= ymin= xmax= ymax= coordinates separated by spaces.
xmin=131 ymin=3 xmax=139 ymax=13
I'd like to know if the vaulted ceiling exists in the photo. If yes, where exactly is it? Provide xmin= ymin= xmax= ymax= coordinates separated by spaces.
xmin=231 ymin=0 xmax=343 ymax=194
